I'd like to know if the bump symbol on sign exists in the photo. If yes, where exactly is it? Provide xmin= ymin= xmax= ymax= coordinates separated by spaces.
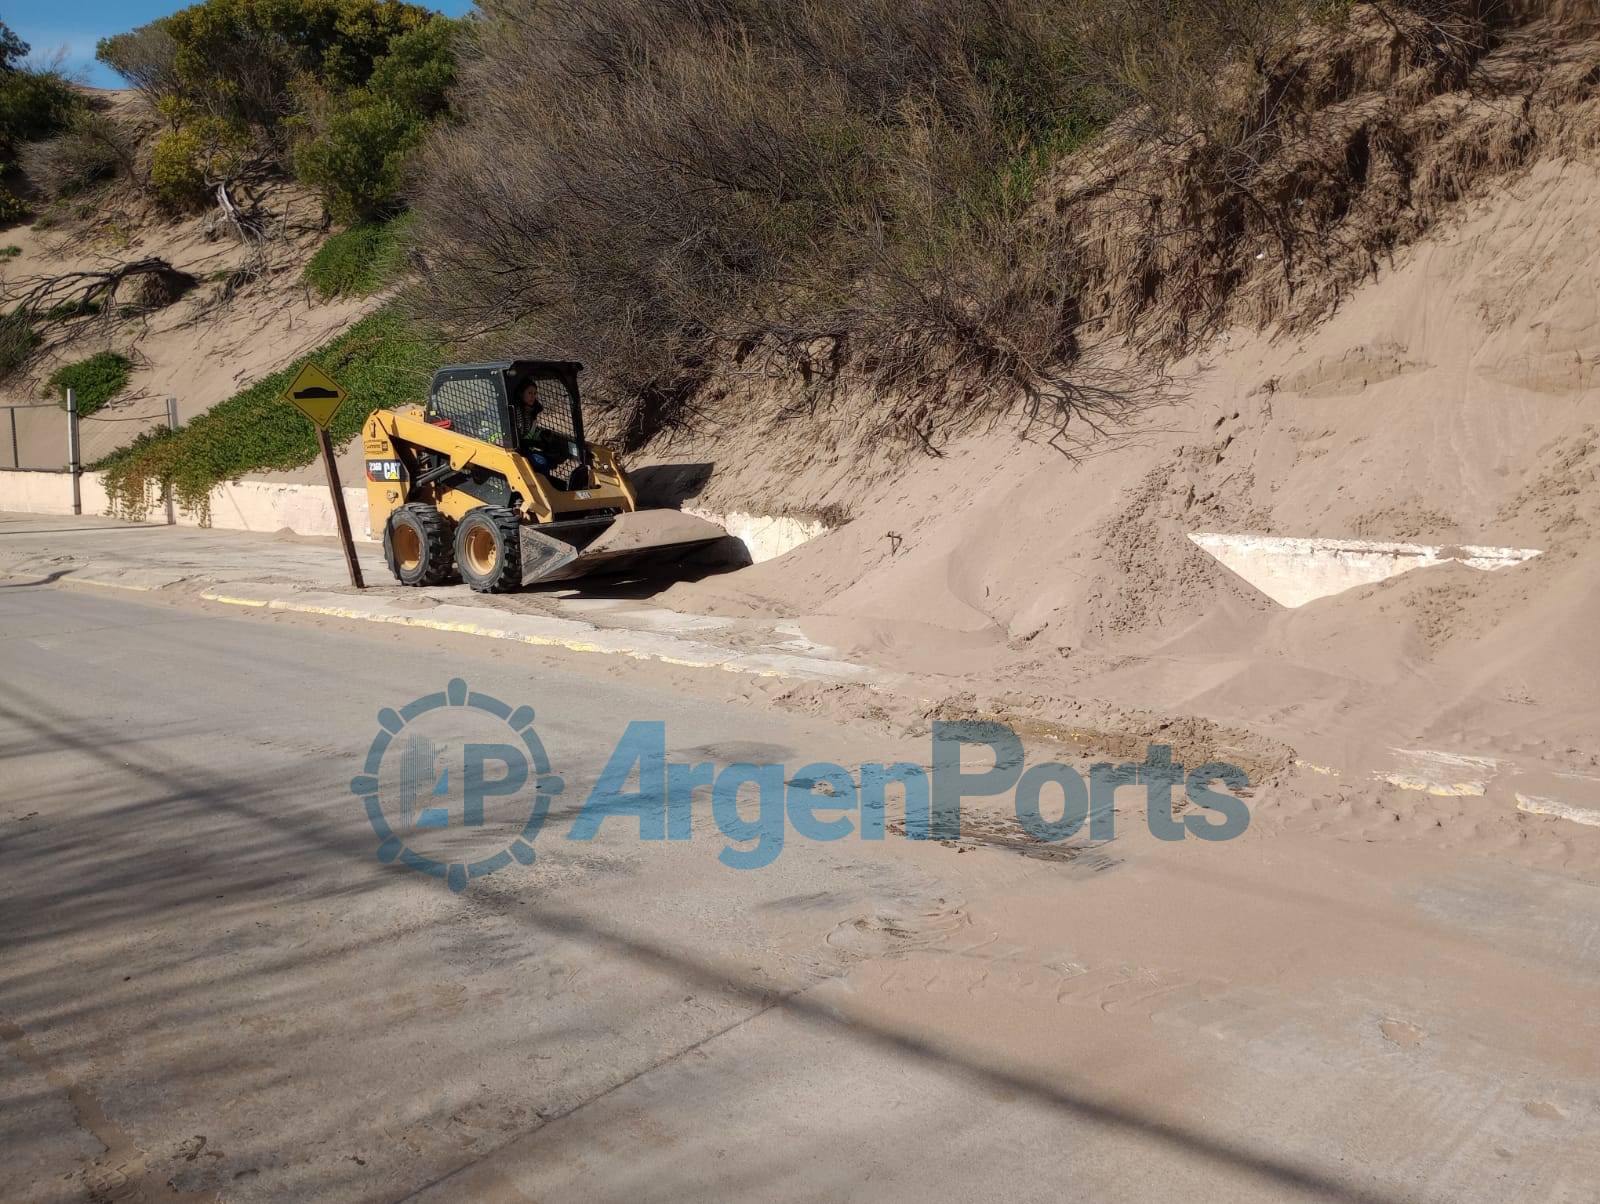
xmin=284 ymin=362 xmax=348 ymax=428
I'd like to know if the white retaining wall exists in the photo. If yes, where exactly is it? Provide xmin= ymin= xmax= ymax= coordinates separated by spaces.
xmin=0 ymin=470 xmax=376 ymax=540
xmin=1189 ymin=532 xmax=1541 ymax=608
xmin=202 ymin=479 xmax=375 ymax=541
xmin=682 ymin=507 xmax=830 ymax=564
xmin=0 ymin=470 xmax=94 ymax=515
xmin=0 ymin=470 xmax=830 ymax=563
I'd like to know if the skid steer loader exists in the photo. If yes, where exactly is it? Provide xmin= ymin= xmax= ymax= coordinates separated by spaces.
xmin=361 ymin=360 xmax=731 ymax=591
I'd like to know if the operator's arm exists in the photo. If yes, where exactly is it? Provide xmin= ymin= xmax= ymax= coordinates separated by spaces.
xmin=521 ymin=424 xmax=561 ymax=469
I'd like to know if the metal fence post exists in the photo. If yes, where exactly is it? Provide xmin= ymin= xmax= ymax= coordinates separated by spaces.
xmin=164 ymin=397 xmax=179 ymax=525
xmin=8 ymin=406 xmax=16 ymax=469
xmin=66 ymin=389 xmax=82 ymax=515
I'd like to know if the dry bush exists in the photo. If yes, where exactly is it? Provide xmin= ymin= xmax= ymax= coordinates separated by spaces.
xmin=1046 ymin=0 xmax=1597 ymax=356
xmin=7 ymin=258 xmax=195 ymax=327
xmin=410 ymin=0 xmax=1123 ymax=447
xmin=94 ymin=25 xmax=181 ymax=103
xmin=410 ymin=0 xmax=1582 ymax=450
xmin=18 ymin=110 xmax=135 ymax=198
xmin=130 ymin=265 xmax=198 ymax=308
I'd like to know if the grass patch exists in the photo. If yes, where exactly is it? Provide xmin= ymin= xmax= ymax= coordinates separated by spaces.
xmin=43 ymin=297 xmax=102 ymax=320
xmin=48 ymin=351 xmax=132 ymax=414
xmin=0 ymin=244 xmax=20 ymax=257
xmin=302 ymin=214 xmax=411 ymax=300
xmin=98 ymin=306 xmax=437 ymax=520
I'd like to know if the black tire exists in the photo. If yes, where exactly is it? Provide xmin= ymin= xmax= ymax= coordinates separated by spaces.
xmin=454 ymin=507 xmax=524 ymax=593
xmin=383 ymin=503 xmax=455 ymax=586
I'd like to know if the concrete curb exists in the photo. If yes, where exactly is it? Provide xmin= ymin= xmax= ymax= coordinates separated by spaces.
xmin=1516 ymin=794 xmax=1600 ymax=828
xmin=200 ymin=584 xmax=876 ymax=683
xmin=1308 ymin=750 xmax=1600 ymax=832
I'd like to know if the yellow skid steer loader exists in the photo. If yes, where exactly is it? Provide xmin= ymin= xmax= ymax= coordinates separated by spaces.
xmin=361 ymin=360 xmax=731 ymax=591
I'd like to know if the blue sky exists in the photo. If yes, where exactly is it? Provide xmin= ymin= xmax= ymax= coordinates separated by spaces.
xmin=4 ymin=0 xmax=477 ymax=87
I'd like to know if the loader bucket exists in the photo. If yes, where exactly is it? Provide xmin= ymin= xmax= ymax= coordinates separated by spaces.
xmin=518 ymin=510 xmax=735 ymax=585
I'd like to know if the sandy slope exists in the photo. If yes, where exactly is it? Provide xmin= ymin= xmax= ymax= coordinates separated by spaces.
xmin=656 ymin=155 xmax=1600 ymax=788
xmin=0 ymin=104 xmax=378 ymax=465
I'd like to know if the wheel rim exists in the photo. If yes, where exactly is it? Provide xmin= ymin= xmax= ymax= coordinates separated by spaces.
xmin=392 ymin=523 xmax=422 ymax=572
xmin=465 ymin=524 xmax=499 ymax=576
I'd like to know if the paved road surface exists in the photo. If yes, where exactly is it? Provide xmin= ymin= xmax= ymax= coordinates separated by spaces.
xmin=2 ymin=582 xmax=1597 ymax=1202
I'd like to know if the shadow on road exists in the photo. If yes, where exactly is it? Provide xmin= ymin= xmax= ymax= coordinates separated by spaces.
xmin=0 ymin=675 xmax=1405 ymax=1204
xmin=0 ymin=569 xmax=73 ymax=588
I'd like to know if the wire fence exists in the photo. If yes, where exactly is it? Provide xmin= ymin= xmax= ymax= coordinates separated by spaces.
xmin=79 ymin=403 xmax=175 ymax=465
xmin=1 ymin=396 xmax=176 ymax=471
xmin=2 ymin=392 xmax=179 ymax=518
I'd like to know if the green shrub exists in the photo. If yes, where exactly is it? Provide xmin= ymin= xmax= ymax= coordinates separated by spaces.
xmin=98 ymin=0 xmax=439 ymax=132
xmin=293 ymin=96 xmax=423 ymax=224
xmin=149 ymin=117 xmax=246 ymax=209
xmin=0 ymin=20 xmax=26 ymax=71
xmin=0 ymin=38 xmax=81 ymax=221
xmin=100 ymin=4 xmax=456 ymax=217
xmin=292 ymin=17 xmax=456 ymax=222
xmin=98 ymin=307 xmax=436 ymax=519
xmin=302 ymin=215 xmax=410 ymax=298
xmin=362 ymin=17 xmax=456 ymax=120
xmin=0 ymin=61 xmax=81 ymax=157
xmin=150 ymin=127 xmax=206 ymax=207
xmin=0 ymin=244 xmax=20 ymax=257
xmin=48 ymin=352 xmax=132 ymax=415
xmin=0 ymin=309 xmax=37 ymax=379
xmin=0 ymin=186 xmax=28 ymax=225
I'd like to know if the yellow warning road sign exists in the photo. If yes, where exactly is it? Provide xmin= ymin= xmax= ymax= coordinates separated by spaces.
xmin=286 ymin=360 xmax=365 ymax=588
xmin=284 ymin=362 xmax=348 ymax=428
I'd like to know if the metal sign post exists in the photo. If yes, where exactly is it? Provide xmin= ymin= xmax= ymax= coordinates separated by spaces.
xmin=283 ymin=363 xmax=364 ymax=590
xmin=317 ymin=424 xmax=365 ymax=589
xmin=65 ymin=389 xmax=82 ymax=515
xmin=164 ymin=398 xmax=179 ymax=525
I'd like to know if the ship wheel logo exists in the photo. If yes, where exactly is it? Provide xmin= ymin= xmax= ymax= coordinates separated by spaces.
xmin=350 ymin=678 xmax=562 ymax=891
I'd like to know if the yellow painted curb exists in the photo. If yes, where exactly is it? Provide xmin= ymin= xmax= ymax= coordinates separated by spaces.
xmin=1516 ymin=794 xmax=1600 ymax=828
xmin=202 ymin=592 xmax=273 ymax=608
xmin=200 ymin=589 xmax=863 ymax=683
xmin=1378 ymin=774 xmax=1487 ymax=798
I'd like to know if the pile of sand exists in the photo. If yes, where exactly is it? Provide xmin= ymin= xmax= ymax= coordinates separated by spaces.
xmin=655 ymin=153 xmax=1600 ymax=779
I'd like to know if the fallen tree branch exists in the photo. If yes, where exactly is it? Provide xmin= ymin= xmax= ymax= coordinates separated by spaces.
xmin=4 ymin=257 xmax=199 ymax=321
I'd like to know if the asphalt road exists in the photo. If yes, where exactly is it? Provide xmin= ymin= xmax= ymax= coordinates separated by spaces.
xmin=2 ymin=581 xmax=1597 ymax=1203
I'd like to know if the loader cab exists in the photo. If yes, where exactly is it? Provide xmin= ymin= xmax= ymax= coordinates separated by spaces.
xmin=424 ymin=360 xmax=591 ymax=490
